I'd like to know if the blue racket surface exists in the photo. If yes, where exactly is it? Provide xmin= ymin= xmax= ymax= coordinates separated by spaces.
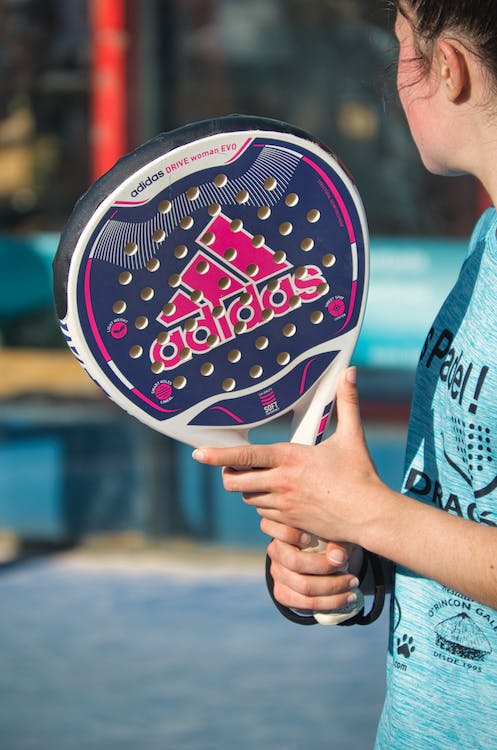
xmin=54 ymin=115 xmax=368 ymax=449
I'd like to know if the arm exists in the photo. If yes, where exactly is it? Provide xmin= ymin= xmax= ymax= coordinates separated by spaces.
xmin=194 ymin=368 xmax=497 ymax=611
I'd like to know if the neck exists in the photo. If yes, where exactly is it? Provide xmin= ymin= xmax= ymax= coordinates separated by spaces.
xmin=460 ymin=75 xmax=497 ymax=210
xmin=470 ymin=121 xmax=497 ymax=212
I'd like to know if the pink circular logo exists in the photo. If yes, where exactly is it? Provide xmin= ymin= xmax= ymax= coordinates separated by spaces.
xmin=110 ymin=321 xmax=128 ymax=339
xmin=155 ymin=382 xmax=172 ymax=401
xmin=327 ymin=298 xmax=345 ymax=318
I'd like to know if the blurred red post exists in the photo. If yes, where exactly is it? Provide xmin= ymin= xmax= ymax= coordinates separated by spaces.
xmin=90 ymin=0 xmax=127 ymax=180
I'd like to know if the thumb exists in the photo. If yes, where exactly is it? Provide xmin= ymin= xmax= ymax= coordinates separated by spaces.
xmin=335 ymin=366 xmax=363 ymax=440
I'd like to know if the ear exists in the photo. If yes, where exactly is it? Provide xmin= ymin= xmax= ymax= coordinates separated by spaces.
xmin=437 ymin=40 xmax=470 ymax=102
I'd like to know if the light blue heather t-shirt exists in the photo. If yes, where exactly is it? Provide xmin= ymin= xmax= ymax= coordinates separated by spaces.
xmin=375 ymin=208 xmax=497 ymax=749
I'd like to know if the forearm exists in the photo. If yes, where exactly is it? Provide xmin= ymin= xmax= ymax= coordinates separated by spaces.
xmin=358 ymin=485 xmax=497 ymax=609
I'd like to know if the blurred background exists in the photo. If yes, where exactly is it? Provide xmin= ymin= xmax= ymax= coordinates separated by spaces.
xmin=0 ymin=1 xmax=486 ymax=748
xmin=0 ymin=0 xmax=480 ymax=546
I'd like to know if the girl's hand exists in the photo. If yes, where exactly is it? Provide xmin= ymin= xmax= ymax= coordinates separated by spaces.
xmin=193 ymin=367 xmax=385 ymax=548
xmin=262 ymin=520 xmax=364 ymax=612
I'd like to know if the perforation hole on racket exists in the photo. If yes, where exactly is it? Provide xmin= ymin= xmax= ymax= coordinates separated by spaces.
xmin=53 ymin=115 xmax=369 ymax=625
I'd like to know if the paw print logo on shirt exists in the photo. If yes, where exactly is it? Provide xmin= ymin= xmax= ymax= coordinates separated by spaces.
xmin=397 ymin=634 xmax=416 ymax=659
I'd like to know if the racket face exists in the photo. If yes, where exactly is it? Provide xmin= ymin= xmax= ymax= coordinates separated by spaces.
xmin=54 ymin=116 xmax=368 ymax=447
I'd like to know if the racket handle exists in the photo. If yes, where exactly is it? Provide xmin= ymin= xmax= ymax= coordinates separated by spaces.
xmin=302 ymin=536 xmax=365 ymax=625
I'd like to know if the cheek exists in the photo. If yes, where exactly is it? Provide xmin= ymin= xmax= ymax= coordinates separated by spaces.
xmin=401 ymin=102 xmax=449 ymax=175
xmin=397 ymin=83 xmax=421 ymax=140
xmin=396 ymin=54 xmax=431 ymax=122
xmin=397 ymin=76 xmax=431 ymax=149
xmin=397 ymin=63 xmax=421 ymax=115
xmin=402 ymin=102 xmax=429 ymax=156
xmin=402 ymin=97 xmax=423 ymax=141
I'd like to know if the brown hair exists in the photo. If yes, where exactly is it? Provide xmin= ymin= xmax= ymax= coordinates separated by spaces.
xmin=396 ymin=0 xmax=497 ymax=85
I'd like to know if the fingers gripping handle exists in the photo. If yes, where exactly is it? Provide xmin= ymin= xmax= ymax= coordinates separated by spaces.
xmin=224 ymin=433 xmax=364 ymax=625
xmin=301 ymin=536 xmax=365 ymax=625
xmin=290 ymin=356 xmax=365 ymax=625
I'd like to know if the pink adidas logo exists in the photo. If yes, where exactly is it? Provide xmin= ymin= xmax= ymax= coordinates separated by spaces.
xmin=150 ymin=213 xmax=327 ymax=371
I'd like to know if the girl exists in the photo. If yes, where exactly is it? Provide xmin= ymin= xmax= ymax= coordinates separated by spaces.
xmin=194 ymin=1 xmax=497 ymax=746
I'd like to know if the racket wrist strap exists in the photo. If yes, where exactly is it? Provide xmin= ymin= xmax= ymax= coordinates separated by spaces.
xmin=337 ymin=551 xmax=385 ymax=626
xmin=265 ymin=548 xmax=385 ymax=627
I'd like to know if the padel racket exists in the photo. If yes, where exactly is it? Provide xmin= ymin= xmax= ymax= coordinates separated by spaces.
xmin=53 ymin=115 xmax=369 ymax=624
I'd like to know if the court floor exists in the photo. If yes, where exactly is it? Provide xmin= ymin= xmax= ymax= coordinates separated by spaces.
xmin=0 ymin=546 xmax=388 ymax=750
